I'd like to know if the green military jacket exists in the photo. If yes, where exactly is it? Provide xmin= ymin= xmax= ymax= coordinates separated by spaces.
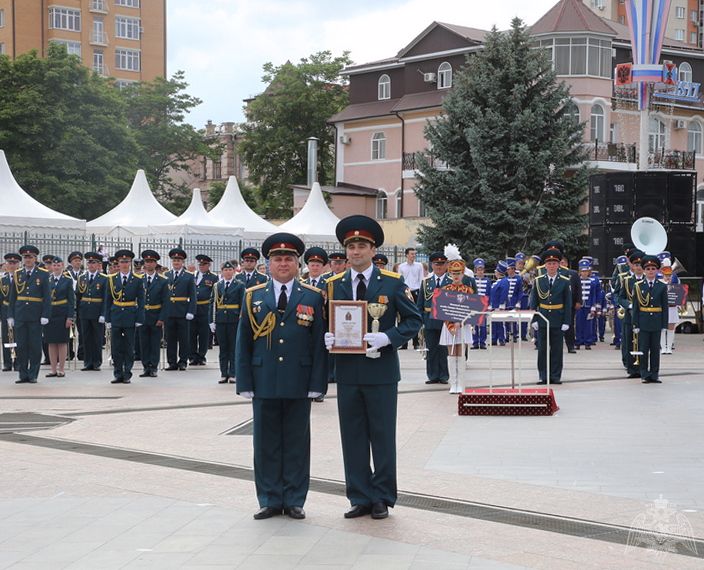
xmin=632 ymin=279 xmax=669 ymax=332
xmin=529 ymin=273 xmax=572 ymax=329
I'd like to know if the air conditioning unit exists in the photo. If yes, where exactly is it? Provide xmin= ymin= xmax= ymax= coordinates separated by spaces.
xmin=339 ymin=134 xmax=351 ymax=144
xmin=675 ymin=119 xmax=687 ymax=129
xmin=423 ymin=72 xmax=436 ymax=83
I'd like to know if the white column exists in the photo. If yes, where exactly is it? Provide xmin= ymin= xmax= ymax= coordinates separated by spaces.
xmin=638 ymin=108 xmax=649 ymax=171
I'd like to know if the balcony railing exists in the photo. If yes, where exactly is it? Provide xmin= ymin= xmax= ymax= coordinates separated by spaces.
xmin=582 ymin=142 xmax=696 ymax=170
xmin=90 ymin=0 xmax=108 ymax=13
xmin=402 ymin=151 xmax=448 ymax=171
xmin=90 ymin=32 xmax=108 ymax=46
xmin=93 ymin=64 xmax=109 ymax=77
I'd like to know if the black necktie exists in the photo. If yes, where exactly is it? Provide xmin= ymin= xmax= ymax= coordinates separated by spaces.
xmin=356 ymin=274 xmax=366 ymax=300
xmin=277 ymin=284 xmax=287 ymax=312
xmin=224 ymin=281 xmax=230 ymax=293
xmin=147 ymin=276 xmax=152 ymax=286
xmin=54 ymin=277 xmax=58 ymax=286
xmin=89 ymin=274 xmax=94 ymax=285
xmin=123 ymin=276 xmax=127 ymax=287
xmin=246 ymin=273 xmax=251 ymax=286
xmin=436 ymin=276 xmax=441 ymax=288
xmin=549 ymin=278 xmax=554 ymax=288
xmin=311 ymin=279 xmax=317 ymax=288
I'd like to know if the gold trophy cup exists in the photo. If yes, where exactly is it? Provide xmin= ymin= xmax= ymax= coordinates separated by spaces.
xmin=366 ymin=303 xmax=388 ymax=359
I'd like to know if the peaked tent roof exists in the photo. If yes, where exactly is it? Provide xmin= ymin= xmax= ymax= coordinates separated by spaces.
xmin=87 ymin=169 xmax=176 ymax=231
xmin=208 ymin=176 xmax=278 ymax=236
xmin=166 ymin=188 xmax=231 ymax=228
xmin=279 ymin=182 xmax=339 ymax=239
xmin=530 ymin=0 xmax=617 ymax=36
xmin=0 ymin=150 xmax=85 ymax=231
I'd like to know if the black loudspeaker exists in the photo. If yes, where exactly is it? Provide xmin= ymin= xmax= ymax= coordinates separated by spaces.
xmin=605 ymin=173 xmax=634 ymax=224
xmin=634 ymin=172 xmax=667 ymax=222
xmin=668 ymin=225 xmax=697 ymax=276
xmin=589 ymin=174 xmax=606 ymax=225
xmin=588 ymin=225 xmax=608 ymax=270
xmin=606 ymin=225 xmax=631 ymax=266
xmin=668 ymin=172 xmax=696 ymax=224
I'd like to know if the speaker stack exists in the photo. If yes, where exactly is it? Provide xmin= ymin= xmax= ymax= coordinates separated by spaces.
xmin=588 ymin=171 xmax=697 ymax=273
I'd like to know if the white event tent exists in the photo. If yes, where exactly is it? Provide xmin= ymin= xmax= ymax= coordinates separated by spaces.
xmin=0 ymin=150 xmax=86 ymax=233
xmin=208 ymin=176 xmax=277 ymax=238
xmin=87 ymin=169 xmax=176 ymax=237
xmin=279 ymin=182 xmax=339 ymax=240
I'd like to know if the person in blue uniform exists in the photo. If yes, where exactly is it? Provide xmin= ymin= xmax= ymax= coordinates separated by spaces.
xmin=211 ymin=261 xmax=245 ymax=384
xmin=633 ymin=255 xmax=669 ymax=383
xmin=503 ymin=258 xmax=523 ymax=342
xmin=76 ymin=252 xmax=107 ymax=371
xmin=190 ymin=254 xmax=217 ymax=366
xmin=236 ymin=232 xmax=327 ymax=521
xmin=372 ymin=253 xmax=388 ymax=270
xmin=325 ymin=215 xmax=422 ymax=520
xmin=529 ymin=247 xmax=572 ymax=385
xmin=7 ymin=245 xmax=51 ymax=384
xmin=104 ymin=250 xmax=145 ymax=384
xmin=1 ymin=253 xmax=21 ymax=371
xmin=615 ymin=250 xmax=645 ymax=378
xmin=490 ymin=260 xmax=508 ymax=346
xmin=575 ymin=259 xmax=599 ymax=350
xmin=236 ymin=248 xmax=268 ymax=287
xmin=164 ymin=248 xmax=197 ymax=371
xmin=302 ymin=247 xmax=328 ymax=289
xmin=44 ymin=256 xmax=75 ymax=378
xmin=417 ymin=251 xmax=450 ymax=384
xmin=471 ymin=258 xmax=492 ymax=350
xmin=139 ymin=250 xmax=168 ymax=378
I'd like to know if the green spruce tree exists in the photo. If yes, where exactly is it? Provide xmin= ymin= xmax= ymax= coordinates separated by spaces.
xmin=415 ymin=18 xmax=590 ymax=261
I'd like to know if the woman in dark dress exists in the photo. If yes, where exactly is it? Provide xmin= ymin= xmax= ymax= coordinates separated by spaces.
xmin=44 ymin=257 xmax=76 ymax=377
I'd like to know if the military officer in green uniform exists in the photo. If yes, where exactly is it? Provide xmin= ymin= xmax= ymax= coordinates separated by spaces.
xmin=417 ymin=251 xmax=451 ymax=384
xmin=302 ymin=247 xmax=328 ymax=289
xmin=190 ymin=254 xmax=217 ymax=365
xmin=77 ymin=252 xmax=108 ymax=371
xmin=632 ymin=255 xmax=668 ymax=384
xmin=325 ymin=215 xmax=422 ymax=520
xmin=372 ymin=253 xmax=388 ymax=269
xmin=325 ymin=252 xmax=347 ymax=280
xmin=614 ymin=250 xmax=645 ymax=378
xmin=235 ymin=248 xmax=268 ymax=287
xmin=8 ymin=245 xmax=51 ymax=383
xmin=139 ymin=250 xmax=168 ymax=378
xmin=104 ymin=250 xmax=145 ymax=384
xmin=1 ymin=253 xmax=21 ymax=371
xmin=529 ymin=247 xmax=572 ymax=385
xmin=211 ymin=261 xmax=245 ymax=384
xmin=164 ymin=248 xmax=197 ymax=370
xmin=236 ymin=232 xmax=327 ymax=521
xmin=67 ymin=251 xmax=84 ymax=361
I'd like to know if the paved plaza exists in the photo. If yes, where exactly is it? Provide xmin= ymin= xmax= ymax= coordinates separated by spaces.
xmin=1 ymin=334 xmax=703 ymax=569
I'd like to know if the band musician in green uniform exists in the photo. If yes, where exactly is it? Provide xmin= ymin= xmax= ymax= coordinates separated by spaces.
xmin=139 ymin=250 xmax=168 ymax=378
xmin=210 ymin=261 xmax=245 ymax=384
xmin=615 ymin=250 xmax=645 ymax=379
xmin=1 ymin=253 xmax=21 ymax=371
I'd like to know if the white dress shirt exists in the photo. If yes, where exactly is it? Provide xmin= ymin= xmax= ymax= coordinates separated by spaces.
xmin=350 ymin=264 xmax=374 ymax=301
xmin=272 ymin=278 xmax=295 ymax=301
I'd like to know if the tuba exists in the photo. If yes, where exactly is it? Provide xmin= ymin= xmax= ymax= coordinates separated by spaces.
xmin=631 ymin=217 xmax=667 ymax=255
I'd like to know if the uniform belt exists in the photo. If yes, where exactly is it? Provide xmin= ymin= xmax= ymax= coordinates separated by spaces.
xmin=114 ymin=300 xmax=137 ymax=307
xmin=81 ymin=297 xmax=103 ymax=303
xmin=196 ymin=299 xmax=210 ymax=305
xmin=17 ymin=296 xmax=43 ymax=303
xmin=424 ymin=308 xmax=432 ymax=312
xmin=539 ymin=303 xmax=564 ymax=310
xmin=145 ymin=304 xmax=162 ymax=310
xmin=170 ymin=297 xmax=188 ymax=302
xmin=51 ymin=299 xmax=68 ymax=306
xmin=219 ymin=304 xmax=240 ymax=309
xmin=640 ymin=307 xmax=662 ymax=313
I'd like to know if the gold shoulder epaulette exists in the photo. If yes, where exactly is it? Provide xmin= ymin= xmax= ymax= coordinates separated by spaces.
xmin=559 ymin=275 xmax=571 ymax=281
xmin=37 ymin=266 xmax=49 ymax=272
xmin=108 ymin=272 xmax=118 ymax=278
xmin=247 ymin=282 xmax=268 ymax=292
xmin=100 ymin=272 xmax=108 ymax=277
xmin=300 ymin=282 xmax=322 ymax=294
xmin=380 ymin=269 xmax=401 ymax=279
xmin=184 ymin=270 xmax=195 ymax=276
xmin=326 ymin=272 xmax=345 ymax=283
xmin=133 ymin=273 xmax=144 ymax=278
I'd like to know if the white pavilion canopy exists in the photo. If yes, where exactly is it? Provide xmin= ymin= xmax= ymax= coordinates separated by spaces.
xmin=208 ymin=176 xmax=277 ymax=238
xmin=279 ymin=182 xmax=339 ymax=240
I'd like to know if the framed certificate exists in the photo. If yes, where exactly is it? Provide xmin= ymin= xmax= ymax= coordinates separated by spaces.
xmin=329 ymin=300 xmax=367 ymax=354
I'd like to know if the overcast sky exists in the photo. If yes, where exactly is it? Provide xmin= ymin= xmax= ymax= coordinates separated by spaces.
xmin=167 ymin=0 xmax=559 ymax=127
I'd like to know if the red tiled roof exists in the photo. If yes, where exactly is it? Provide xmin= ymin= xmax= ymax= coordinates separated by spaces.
xmin=530 ymin=0 xmax=617 ymax=36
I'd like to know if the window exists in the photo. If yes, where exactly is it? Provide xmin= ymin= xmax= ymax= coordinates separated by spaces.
xmin=93 ymin=50 xmax=105 ymax=74
xmin=376 ymin=193 xmax=388 ymax=220
xmin=679 ymin=61 xmax=692 ymax=82
xmin=371 ymin=132 xmax=386 ymax=160
xmin=50 ymin=39 xmax=82 ymax=56
xmin=92 ymin=18 xmax=106 ymax=44
xmin=0 ymin=9 xmax=4 ymax=28
xmin=438 ymin=62 xmax=452 ymax=89
xmin=115 ymin=48 xmax=140 ymax=71
xmin=675 ymin=29 xmax=685 ymax=41
xmin=691 ymin=10 xmax=698 ymax=22
xmin=688 ymin=121 xmax=702 ymax=153
xmin=212 ymin=161 xmax=222 ymax=179
xmin=648 ymin=117 xmax=666 ymax=152
xmin=115 ymin=16 xmax=140 ymax=40
xmin=590 ymin=104 xmax=605 ymax=142
xmin=552 ymin=37 xmax=611 ymax=77
xmin=0 ymin=43 xmax=4 ymax=55
xmin=692 ymin=32 xmax=698 ymax=45
xmin=377 ymin=74 xmax=390 ymax=100
xmin=564 ymin=101 xmax=580 ymax=125
xmin=115 ymin=79 xmax=137 ymax=89
xmin=618 ymin=15 xmax=625 ymax=25
xmin=676 ymin=6 xmax=685 ymax=18
xmin=395 ymin=191 xmax=403 ymax=218
xmin=48 ymin=7 xmax=81 ymax=31
xmin=115 ymin=0 xmax=140 ymax=6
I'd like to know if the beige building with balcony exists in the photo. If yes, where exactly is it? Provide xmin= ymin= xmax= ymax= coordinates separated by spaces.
xmin=0 ymin=0 xmax=166 ymax=86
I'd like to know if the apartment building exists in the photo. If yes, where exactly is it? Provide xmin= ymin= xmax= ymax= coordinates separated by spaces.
xmin=0 ymin=0 xmax=166 ymax=86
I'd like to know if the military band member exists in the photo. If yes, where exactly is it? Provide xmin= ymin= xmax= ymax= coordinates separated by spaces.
xmin=236 ymin=248 xmax=268 ymax=287
xmin=164 ymin=248 xmax=196 ymax=370
xmin=8 ymin=245 xmax=51 ymax=384
xmin=190 ymin=254 xmax=217 ymax=365
xmin=104 ymin=250 xmax=145 ymax=384
xmin=327 ymin=252 xmax=347 ymax=278
xmin=1 ymin=253 xmax=20 ymax=371
xmin=615 ymin=250 xmax=645 ymax=378
xmin=529 ymin=247 xmax=571 ymax=385
xmin=211 ymin=261 xmax=245 ymax=384
xmin=44 ymin=257 xmax=75 ymax=378
xmin=133 ymin=256 xmax=145 ymax=362
xmin=302 ymin=247 xmax=328 ymax=289
xmin=66 ymin=251 xmax=84 ymax=361
xmin=67 ymin=251 xmax=83 ymax=282
xmin=515 ymin=252 xmax=530 ymax=341
xmin=472 ymin=258 xmax=491 ymax=350
xmin=139 ymin=250 xmax=168 ymax=378
xmin=372 ymin=253 xmax=388 ymax=270
xmin=503 ymin=258 xmax=523 ymax=342
xmin=490 ymin=260 xmax=508 ymax=346
xmin=575 ymin=259 xmax=599 ymax=350
xmin=77 ymin=252 xmax=108 ymax=371
xmin=417 ymin=251 xmax=450 ymax=384
xmin=236 ymin=232 xmax=327 ymax=520
xmin=632 ymin=255 xmax=668 ymax=383
xmin=325 ymin=215 xmax=422 ymax=520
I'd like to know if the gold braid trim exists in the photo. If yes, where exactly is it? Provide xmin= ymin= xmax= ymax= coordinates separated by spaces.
xmin=534 ymin=275 xmax=550 ymax=300
xmin=635 ymin=281 xmax=651 ymax=307
xmin=108 ymin=274 xmax=124 ymax=302
xmin=77 ymin=276 xmax=87 ymax=294
xmin=14 ymin=269 xmax=27 ymax=295
xmin=246 ymin=290 xmax=276 ymax=349
xmin=0 ymin=279 xmax=9 ymax=298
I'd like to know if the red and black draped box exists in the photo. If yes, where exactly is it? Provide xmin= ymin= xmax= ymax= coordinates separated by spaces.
xmin=458 ymin=388 xmax=559 ymax=416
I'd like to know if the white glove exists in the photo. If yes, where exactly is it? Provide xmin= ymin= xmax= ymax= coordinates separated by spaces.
xmin=98 ymin=316 xmax=105 ymax=324
xmin=628 ymin=303 xmax=633 ymax=309
xmin=633 ymin=328 xmax=640 ymax=334
xmin=499 ymin=304 xmax=506 ymax=310
xmin=40 ymin=317 xmax=49 ymax=326
xmin=586 ymin=312 xmax=594 ymax=320
xmin=560 ymin=324 xmax=569 ymax=332
xmin=105 ymin=322 xmax=112 ymax=330
xmin=531 ymin=322 xmax=539 ymax=331
xmin=6 ymin=318 xmax=14 ymax=328
xmin=240 ymin=391 xmax=254 ymax=399
xmin=364 ymin=332 xmax=391 ymax=350
xmin=135 ymin=322 xmax=142 ymax=328
xmin=307 ymin=392 xmax=322 ymax=399
xmin=186 ymin=313 xmax=194 ymax=320
xmin=209 ymin=323 xmax=217 ymax=333
xmin=324 ymin=332 xmax=335 ymax=351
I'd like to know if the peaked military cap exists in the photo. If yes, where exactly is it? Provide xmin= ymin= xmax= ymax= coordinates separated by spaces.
xmin=84 ymin=251 xmax=102 ymax=262
xmin=335 ymin=215 xmax=384 ymax=247
xmin=262 ymin=232 xmax=305 ymax=259
xmin=543 ymin=240 xmax=564 ymax=255
xmin=541 ymin=248 xmax=562 ymax=263
xmin=372 ymin=253 xmax=388 ymax=266
xmin=240 ymin=247 xmax=260 ymax=261
xmin=221 ymin=261 xmax=235 ymax=270
xmin=196 ymin=254 xmax=213 ymax=263
xmin=52 ymin=256 xmax=63 ymax=264
xmin=115 ymin=249 xmax=135 ymax=261
xmin=328 ymin=252 xmax=347 ymax=261
xmin=304 ymin=247 xmax=328 ymax=265
xmin=578 ymin=259 xmax=591 ymax=270
xmin=169 ymin=248 xmax=187 ymax=260
xmin=141 ymin=250 xmax=160 ymax=261
xmin=429 ymin=251 xmax=448 ymax=263
xmin=19 ymin=245 xmax=40 ymax=256
xmin=628 ymin=250 xmax=644 ymax=264
xmin=4 ymin=253 xmax=21 ymax=262
xmin=641 ymin=255 xmax=660 ymax=269
xmin=42 ymin=254 xmax=55 ymax=263
xmin=133 ymin=258 xmax=144 ymax=266
xmin=68 ymin=251 xmax=83 ymax=262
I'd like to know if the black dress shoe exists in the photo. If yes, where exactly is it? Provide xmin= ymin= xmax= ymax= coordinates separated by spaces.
xmin=139 ymin=372 xmax=150 ymax=377
xmin=285 ymin=506 xmax=305 ymax=519
xmin=178 ymin=364 xmax=187 ymax=371
xmin=27 ymin=379 xmax=37 ymax=383
xmin=344 ymin=504 xmax=371 ymax=519
xmin=228 ymin=377 xmax=235 ymax=383
xmin=585 ymin=346 xmax=591 ymax=350
xmin=424 ymin=379 xmax=439 ymax=384
xmin=218 ymin=377 xmax=228 ymax=384
xmin=537 ymin=380 xmax=547 ymax=385
xmin=314 ymin=395 xmax=324 ymax=402
xmin=371 ymin=502 xmax=388 ymax=519
xmin=628 ymin=373 xmax=641 ymax=379
xmin=81 ymin=366 xmax=93 ymax=371
xmin=110 ymin=378 xmax=123 ymax=384
xmin=188 ymin=360 xmax=198 ymax=366
xmin=568 ymin=349 xmax=577 ymax=354
xmin=2 ymin=367 xmax=12 ymax=372
xmin=149 ymin=371 xmax=158 ymax=377
xmin=551 ymin=380 xmax=562 ymax=385
xmin=438 ymin=379 xmax=448 ymax=384
xmin=253 ymin=507 xmax=282 ymax=520
xmin=165 ymin=365 xmax=178 ymax=371
xmin=15 ymin=379 xmax=29 ymax=384
xmin=123 ymin=378 xmax=131 ymax=384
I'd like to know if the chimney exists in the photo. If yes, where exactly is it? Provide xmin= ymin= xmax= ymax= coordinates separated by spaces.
xmin=306 ymin=137 xmax=319 ymax=188
xmin=205 ymin=120 xmax=215 ymax=136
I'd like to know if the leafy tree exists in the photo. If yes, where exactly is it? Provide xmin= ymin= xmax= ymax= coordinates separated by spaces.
xmin=415 ymin=19 xmax=590 ymax=262
xmin=240 ymin=51 xmax=351 ymax=218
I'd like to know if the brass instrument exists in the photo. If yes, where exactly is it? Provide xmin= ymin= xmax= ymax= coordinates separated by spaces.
xmin=617 ymin=306 xmax=626 ymax=320
xmin=415 ymin=327 xmax=428 ymax=360
xmin=4 ymin=325 xmax=17 ymax=362
xmin=70 ymin=321 xmax=78 ymax=370
xmin=630 ymin=329 xmax=642 ymax=365
xmin=519 ymin=255 xmax=540 ymax=289
xmin=104 ymin=326 xmax=112 ymax=365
